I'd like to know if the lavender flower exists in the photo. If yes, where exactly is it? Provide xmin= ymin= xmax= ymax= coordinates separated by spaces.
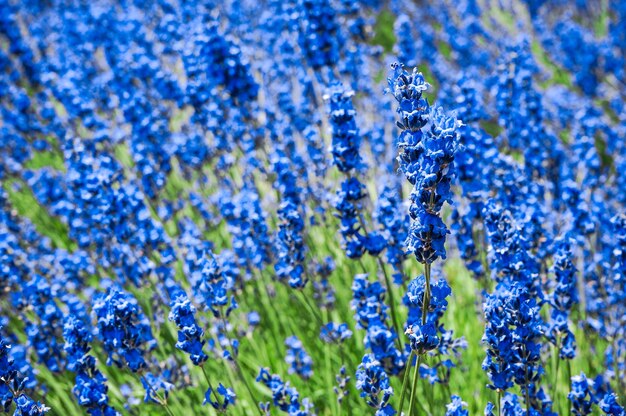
xmin=285 ymin=336 xmax=313 ymax=379
xmin=355 ymin=354 xmax=395 ymax=415
xmin=320 ymin=323 xmax=352 ymax=344
xmin=445 ymin=395 xmax=469 ymax=416
xmin=92 ymin=289 xmax=155 ymax=372
xmin=168 ymin=291 xmax=208 ymax=366
xmin=351 ymin=275 xmax=404 ymax=374
xmin=388 ymin=63 xmax=460 ymax=264
xmin=547 ymin=239 xmax=578 ymax=359
xmin=13 ymin=395 xmax=50 ymax=416
xmin=204 ymin=384 xmax=236 ymax=412
xmin=256 ymin=368 xmax=315 ymax=415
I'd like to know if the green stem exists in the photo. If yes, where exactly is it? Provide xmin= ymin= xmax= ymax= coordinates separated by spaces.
xmin=295 ymin=290 xmax=324 ymax=326
xmin=406 ymin=262 xmax=433 ymax=415
xmin=425 ymin=378 xmax=435 ymax=411
xmin=566 ymin=359 xmax=572 ymax=410
xmin=220 ymin=313 xmax=262 ymax=415
xmin=323 ymin=308 xmax=339 ymax=416
xmin=399 ymin=350 xmax=416 ymax=413
xmin=201 ymin=365 xmax=222 ymax=409
xmin=551 ymin=334 xmax=561 ymax=401
xmin=408 ymin=354 xmax=423 ymax=416
xmin=255 ymin=270 xmax=291 ymax=368
xmin=436 ymin=354 xmax=452 ymax=399
xmin=610 ymin=336 xmax=625 ymax=394
xmin=524 ymin=361 xmax=532 ymax=413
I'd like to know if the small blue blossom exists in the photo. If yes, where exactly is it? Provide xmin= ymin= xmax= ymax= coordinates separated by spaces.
xmin=256 ymin=368 xmax=315 ymax=415
xmin=13 ymin=394 xmax=50 ymax=416
xmin=375 ymin=184 xmax=409 ymax=277
xmin=445 ymin=395 xmax=469 ymax=416
xmin=393 ymin=14 xmax=417 ymax=67
xmin=275 ymin=201 xmax=307 ymax=289
xmin=141 ymin=373 xmax=174 ymax=404
xmin=334 ymin=365 xmax=350 ymax=404
xmin=320 ymin=323 xmax=352 ymax=344
xmin=569 ymin=373 xmax=595 ymax=415
xmin=191 ymin=250 xmax=238 ymax=319
xmin=204 ymin=384 xmax=236 ymax=412
xmin=285 ymin=336 xmax=313 ymax=380
xmin=73 ymin=371 xmax=117 ymax=415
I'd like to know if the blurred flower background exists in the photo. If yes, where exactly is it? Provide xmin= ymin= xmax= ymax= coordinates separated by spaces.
xmin=0 ymin=0 xmax=625 ymax=415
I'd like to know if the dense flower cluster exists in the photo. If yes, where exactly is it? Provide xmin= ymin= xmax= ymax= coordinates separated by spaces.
xmin=92 ymin=289 xmax=155 ymax=372
xmin=168 ymin=291 xmax=208 ymax=366
xmin=568 ymin=373 xmax=625 ymax=415
xmin=355 ymin=354 xmax=395 ymax=416
xmin=275 ymin=200 xmax=307 ymax=288
xmin=320 ymin=323 xmax=352 ymax=344
xmin=12 ymin=395 xmax=50 ymax=416
xmin=326 ymin=84 xmax=371 ymax=259
xmin=547 ymin=239 xmax=578 ymax=359
xmin=393 ymin=14 xmax=417 ymax=68
xmin=1 ymin=329 xmax=42 ymax=414
xmin=388 ymin=64 xmax=460 ymax=264
xmin=482 ymin=284 xmax=543 ymax=392
xmin=63 ymin=315 xmax=119 ymax=415
xmin=375 ymin=184 xmax=409 ymax=279
xmin=298 ymin=0 xmax=340 ymax=71
xmin=189 ymin=250 xmax=238 ymax=319
xmin=404 ymin=276 xmax=451 ymax=353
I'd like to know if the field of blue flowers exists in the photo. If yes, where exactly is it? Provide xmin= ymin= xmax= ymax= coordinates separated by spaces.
xmin=1 ymin=0 xmax=626 ymax=415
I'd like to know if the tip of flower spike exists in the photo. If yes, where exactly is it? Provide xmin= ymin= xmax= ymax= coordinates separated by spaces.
xmin=323 ymin=83 xmax=355 ymax=102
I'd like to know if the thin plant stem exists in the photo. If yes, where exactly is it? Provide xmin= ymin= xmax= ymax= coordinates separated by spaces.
xmin=201 ymin=365 xmax=222 ymax=409
xmin=552 ymin=334 xmax=562 ymax=401
xmin=426 ymin=376 xmax=435 ymax=411
xmin=524 ymin=359 xmax=532 ymax=413
xmin=322 ymin=308 xmax=339 ymax=416
xmin=252 ymin=277 xmax=285 ymax=353
xmin=565 ymin=359 xmax=572 ymax=414
xmin=436 ymin=354 xmax=452 ymax=399
xmin=295 ymin=290 xmax=324 ymax=326
xmin=219 ymin=313 xmax=262 ymax=415
xmin=139 ymin=374 xmax=175 ymax=416
xmin=357 ymin=258 xmax=369 ymax=274
xmin=610 ymin=336 xmax=625 ymax=394
xmin=406 ymin=261 xmax=433 ymax=415
xmin=399 ymin=350 xmax=416 ymax=413
xmin=409 ymin=354 xmax=423 ymax=416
